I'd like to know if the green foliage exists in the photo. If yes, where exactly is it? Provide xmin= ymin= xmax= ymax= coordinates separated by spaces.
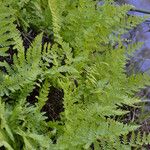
xmin=0 ymin=0 xmax=150 ymax=149
xmin=0 ymin=0 xmax=52 ymax=32
xmin=0 ymin=3 xmax=20 ymax=56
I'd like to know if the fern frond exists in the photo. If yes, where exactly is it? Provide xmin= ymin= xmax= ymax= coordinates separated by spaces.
xmin=48 ymin=0 xmax=64 ymax=44
xmin=0 ymin=3 xmax=24 ymax=57
xmin=0 ymin=33 xmax=43 ymax=96
xmin=0 ymin=97 xmax=52 ymax=150
xmin=36 ymin=78 xmax=50 ymax=110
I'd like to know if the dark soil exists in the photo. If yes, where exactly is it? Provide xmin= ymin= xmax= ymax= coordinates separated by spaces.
xmin=27 ymin=84 xmax=40 ymax=104
xmin=0 ymin=47 xmax=16 ymax=73
xmin=0 ymin=147 xmax=5 ymax=150
xmin=21 ymin=29 xmax=38 ymax=50
xmin=41 ymin=87 xmax=64 ymax=121
xmin=27 ymin=85 xmax=64 ymax=121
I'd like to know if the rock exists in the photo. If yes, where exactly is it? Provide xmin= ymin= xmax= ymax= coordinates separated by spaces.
xmin=117 ymin=0 xmax=150 ymax=112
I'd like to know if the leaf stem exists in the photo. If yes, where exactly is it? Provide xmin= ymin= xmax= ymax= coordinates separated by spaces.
xmin=130 ymin=9 xmax=150 ymax=15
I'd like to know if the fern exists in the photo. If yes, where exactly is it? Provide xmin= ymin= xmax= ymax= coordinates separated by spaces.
xmin=48 ymin=0 xmax=64 ymax=44
xmin=0 ymin=34 xmax=43 ymax=96
xmin=36 ymin=78 xmax=51 ymax=110
xmin=0 ymin=0 xmax=150 ymax=150
xmin=0 ymin=3 xmax=21 ymax=56
xmin=0 ymin=98 xmax=53 ymax=149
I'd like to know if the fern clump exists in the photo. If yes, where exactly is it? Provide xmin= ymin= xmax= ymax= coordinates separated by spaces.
xmin=0 ymin=0 xmax=150 ymax=149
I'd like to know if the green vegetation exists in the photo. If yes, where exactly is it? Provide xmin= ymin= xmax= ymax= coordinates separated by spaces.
xmin=0 ymin=0 xmax=150 ymax=149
